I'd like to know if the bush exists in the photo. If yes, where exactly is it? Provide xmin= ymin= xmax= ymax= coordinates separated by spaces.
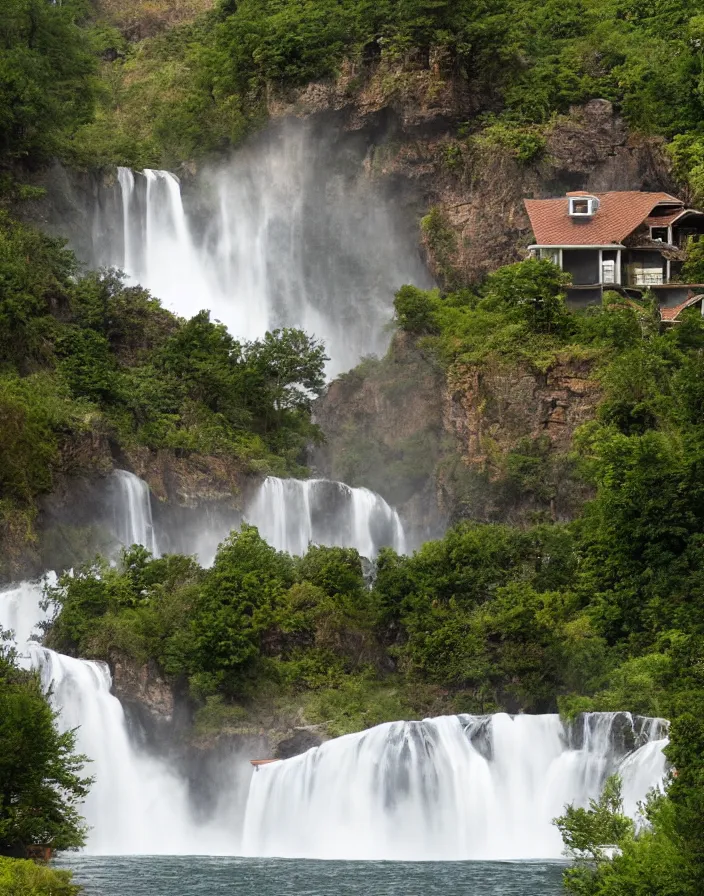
xmin=394 ymin=285 xmax=441 ymax=335
xmin=0 ymin=858 xmax=79 ymax=896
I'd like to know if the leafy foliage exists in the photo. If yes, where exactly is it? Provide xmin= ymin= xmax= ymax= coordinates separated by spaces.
xmin=0 ymin=857 xmax=79 ymax=896
xmin=555 ymin=778 xmax=689 ymax=896
xmin=0 ymin=0 xmax=96 ymax=162
xmin=0 ymin=213 xmax=327 ymax=569
xmin=0 ymin=640 xmax=91 ymax=856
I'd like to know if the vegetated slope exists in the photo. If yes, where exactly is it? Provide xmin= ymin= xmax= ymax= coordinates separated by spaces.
xmin=0 ymin=214 xmax=326 ymax=580
xmin=46 ymin=0 xmax=704 ymax=203
xmin=46 ymin=266 xmax=704 ymax=894
xmin=46 ymin=262 xmax=704 ymax=722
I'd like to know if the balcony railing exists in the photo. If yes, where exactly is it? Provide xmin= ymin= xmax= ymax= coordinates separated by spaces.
xmin=629 ymin=270 xmax=664 ymax=287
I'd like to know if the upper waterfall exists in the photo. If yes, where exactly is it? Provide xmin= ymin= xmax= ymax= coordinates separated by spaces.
xmin=242 ymin=712 xmax=669 ymax=861
xmin=109 ymin=470 xmax=159 ymax=556
xmin=86 ymin=125 xmax=429 ymax=377
xmin=246 ymin=477 xmax=406 ymax=557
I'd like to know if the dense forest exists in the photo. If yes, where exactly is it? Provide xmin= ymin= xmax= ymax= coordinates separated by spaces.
xmin=5 ymin=0 xmax=704 ymax=195
xmin=3 ymin=0 xmax=704 ymax=893
xmin=41 ymin=269 xmax=704 ymax=894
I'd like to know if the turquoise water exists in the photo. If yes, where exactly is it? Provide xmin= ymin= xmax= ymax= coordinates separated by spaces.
xmin=56 ymin=856 xmax=566 ymax=895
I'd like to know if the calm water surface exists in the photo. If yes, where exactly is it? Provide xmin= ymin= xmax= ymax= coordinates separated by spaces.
xmin=55 ymin=856 xmax=566 ymax=895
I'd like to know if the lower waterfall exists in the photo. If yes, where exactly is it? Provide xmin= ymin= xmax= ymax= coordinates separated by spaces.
xmin=0 ymin=470 xmax=671 ymax=858
xmin=29 ymin=647 xmax=235 ymax=856
xmin=246 ymin=477 xmax=406 ymax=557
xmin=0 ymin=579 xmax=242 ymax=855
xmin=242 ymin=712 xmax=669 ymax=861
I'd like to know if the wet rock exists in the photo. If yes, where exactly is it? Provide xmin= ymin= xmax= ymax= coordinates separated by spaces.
xmin=275 ymin=728 xmax=325 ymax=760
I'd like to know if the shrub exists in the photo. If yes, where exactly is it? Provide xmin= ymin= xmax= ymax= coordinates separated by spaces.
xmin=0 ymin=858 xmax=79 ymax=896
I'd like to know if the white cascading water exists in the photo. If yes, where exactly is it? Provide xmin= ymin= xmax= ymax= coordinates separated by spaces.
xmin=242 ymin=712 xmax=669 ymax=861
xmin=246 ymin=476 xmax=406 ymax=557
xmin=87 ymin=125 xmax=429 ymax=376
xmin=0 ymin=469 xmax=671 ymax=859
xmin=110 ymin=469 xmax=159 ymax=556
xmin=27 ymin=647 xmax=235 ymax=855
xmin=0 ymin=472 xmax=236 ymax=855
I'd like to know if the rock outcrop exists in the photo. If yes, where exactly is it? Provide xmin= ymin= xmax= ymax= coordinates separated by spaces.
xmin=314 ymin=340 xmax=601 ymax=536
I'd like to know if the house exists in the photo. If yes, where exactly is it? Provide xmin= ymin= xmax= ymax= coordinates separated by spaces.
xmin=524 ymin=190 xmax=704 ymax=320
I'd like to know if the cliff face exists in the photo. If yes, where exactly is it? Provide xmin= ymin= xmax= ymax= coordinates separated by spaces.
xmin=439 ymin=356 xmax=599 ymax=523
xmin=314 ymin=336 xmax=602 ymax=538
xmin=312 ymin=332 xmax=446 ymax=546
xmin=109 ymin=650 xmax=325 ymax=772
xmin=268 ymin=65 xmax=675 ymax=284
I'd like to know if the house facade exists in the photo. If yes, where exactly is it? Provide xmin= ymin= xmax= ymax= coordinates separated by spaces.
xmin=524 ymin=191 xmax=704 ymax=319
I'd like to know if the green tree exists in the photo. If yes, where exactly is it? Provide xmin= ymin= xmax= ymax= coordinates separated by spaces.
xmin=393 ymin=285 xmax=441 ymax=335
xmin=681 ymin=237 xmax=704 ymax=284
xmin=190 ymin=525 xmax=295 ymax=695
xmin=483 ymin=258 xmax=572 ymax=335
xmin=0 ymin=640 xmax=91 ymax=856
xmin=0 ymin=0 xmax=96 ymax=161
xmin=556 ymin=777 xmax=687 ymax=896
xmin=242 ymin=328 xmax=328 ymax=426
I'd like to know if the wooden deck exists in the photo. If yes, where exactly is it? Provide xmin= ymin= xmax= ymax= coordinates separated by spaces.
xmin=250 ymin=759 xmax=279 ymax=769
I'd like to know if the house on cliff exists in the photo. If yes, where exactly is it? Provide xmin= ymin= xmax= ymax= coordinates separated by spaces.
xmin=524 ymin=191 xmax=704 ymax=321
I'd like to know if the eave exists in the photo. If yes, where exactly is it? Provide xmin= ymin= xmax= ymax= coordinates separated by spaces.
xmin=529 ymin=243 xmax=626 ymax=250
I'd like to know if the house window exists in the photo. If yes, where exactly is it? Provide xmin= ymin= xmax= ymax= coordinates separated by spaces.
xmin=650 ymin=227 xmax=669 ymax=242
xmin=569 ymin=196 xmax=599 ymax=217
xmin=539 ymin=248 xmax=560 ymax=266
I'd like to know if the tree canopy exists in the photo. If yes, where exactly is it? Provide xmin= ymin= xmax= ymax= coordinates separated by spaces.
xmin=0 ymin=640 xmax=91 ymax=857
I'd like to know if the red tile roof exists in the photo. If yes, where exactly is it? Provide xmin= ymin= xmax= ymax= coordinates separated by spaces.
xmin=525 ymin=191 xmax=683 ymax=247
xmin=660 ymin=294 xmax=704 ymax=321
xmin=644 ymin=211 xmax=683 ymax=227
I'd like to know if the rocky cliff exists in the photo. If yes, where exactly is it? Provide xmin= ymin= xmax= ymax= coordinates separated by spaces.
xmin=313 ymin=336 xmax=600 ymax=541
xmin=308 ymin=96 xmax=672 ymax=539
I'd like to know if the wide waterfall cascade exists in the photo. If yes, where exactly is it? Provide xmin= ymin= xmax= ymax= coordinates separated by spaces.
xmin=242 ymin=712 xmax=669 ymax=861
xmin=87 ymin=125 xmax=429 ymax=376
xmin=246 ymin=477 xmax=406 ymax=557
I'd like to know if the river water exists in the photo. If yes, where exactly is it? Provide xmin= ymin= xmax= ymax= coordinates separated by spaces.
xmin=55 ymin=856 xmax=566 ymax=895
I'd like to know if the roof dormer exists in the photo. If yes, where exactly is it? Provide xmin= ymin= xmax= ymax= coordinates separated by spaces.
xmin=568 ymin=193 xmax=600 ymax=218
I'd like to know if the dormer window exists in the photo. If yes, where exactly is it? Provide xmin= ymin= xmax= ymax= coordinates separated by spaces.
xmin=569 ymin=195 xmax=599 ymax=217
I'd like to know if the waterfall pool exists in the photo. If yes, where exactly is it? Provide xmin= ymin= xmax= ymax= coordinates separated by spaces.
xmin=56 ymin=856 xmax=567 ymax=895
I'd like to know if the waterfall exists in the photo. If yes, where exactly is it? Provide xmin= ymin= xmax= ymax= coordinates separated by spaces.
xmin=242 ymin=712 xmax=669 ymax=861
xmin=109 ymin=470 xmax=159 ymax=556
xmin=85 ymin=124 xmax=430 ymax=376
xmin=245 ymin=477 xmax=406 ymax=558
xmin=0 ymin=470 xmax=242 ymax=855
xmin=117 ymin=166 xmax=135 ymax=273
xmin=0 ymin=577 xmax=53 ymax=657
xmin=27 ymin=646 xmax=235 ymax=856
xmin=0 ymin=470 xmax=670 ymax=860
